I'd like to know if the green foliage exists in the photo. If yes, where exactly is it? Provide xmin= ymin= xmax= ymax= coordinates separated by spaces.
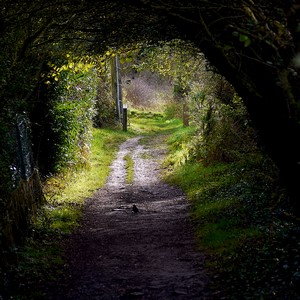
xmin=130 ymin=40 xmax=204 ymax=88
xmin=1 ymin=126 xmax=131 ymax=298
xmin=46 ymin=59 xmax=98 ymax=173
xmin=202 ymin=96 xmax=258 ymax=163
xmin=163 ymin=102 xmax=182 ymax=119
xmin=0 ymin=30 xmax=47 ymax=206
xmin=121 ymin=41 xmax=206 ymax=113
xmin=164 ymin=123 xmax=300 ymax=298
xmin=178 ymin=92 xmax=258 ymax=165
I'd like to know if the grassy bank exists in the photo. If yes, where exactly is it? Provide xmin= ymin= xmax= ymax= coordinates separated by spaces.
xmin=1 ymin=111 xmax=182 ymax=299
xmin=1 ymin=127 xmax=131 ymax=298
xmin=163 ymin=125 xmax=300 ymax=299
xmin=4 ymin=110 xmax=299 ymax=299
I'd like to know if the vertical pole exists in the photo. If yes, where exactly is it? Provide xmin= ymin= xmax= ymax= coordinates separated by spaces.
xmin=111 ymin=55 xmax=122 ymax=122
xmin=115 ymin=55 xmax=121 ymax=121
xmin=111 ymin=56 xmax=118 ymax=120
xmin=123 ymin=105 xmax=128 ymax=132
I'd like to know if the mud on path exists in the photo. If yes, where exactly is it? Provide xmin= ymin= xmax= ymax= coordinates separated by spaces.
xmin=45 ymin=135 xmax=211 ymax=300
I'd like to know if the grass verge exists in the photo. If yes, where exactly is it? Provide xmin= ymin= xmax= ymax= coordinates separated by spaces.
xmin=1 ymin=127 xmax=131 ymax=299
xmin=163 ymin=125 xmax=300 ymax=299
xmin=1 ymin=111 xmax=182 ymax=299
xmin=124 ymin=153 xmax=134 ymax=184
xmin=128 ymin=109 xmax=182 ymax=136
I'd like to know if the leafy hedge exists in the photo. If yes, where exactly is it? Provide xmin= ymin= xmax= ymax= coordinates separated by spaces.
xmin=48 ymin=61 xmax=98 ymax=172
xmin=31 ymin=59 xmax=98 ymax=175
xmin=0 ymin=56 xmax=100 ymax=248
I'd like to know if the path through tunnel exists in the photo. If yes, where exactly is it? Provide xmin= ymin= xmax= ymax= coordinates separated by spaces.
xmin=44 ymin=133 xmax=211 ymax=299
xmin=1 ymin=0 xmax=300 ymax=209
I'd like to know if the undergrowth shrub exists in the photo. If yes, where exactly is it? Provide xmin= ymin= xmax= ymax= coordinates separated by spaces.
xmin=181 ymin=93 xmax=258 ymax=165
xmin=203 ymin=96 xmax=258 ymax=163
xmin=164 ymin=102 xmax=182 ymax=119
xmin=35 ymin=60 xmax=98 ymax=174
xmin=94 ymin=68 xmax=117 ymax=128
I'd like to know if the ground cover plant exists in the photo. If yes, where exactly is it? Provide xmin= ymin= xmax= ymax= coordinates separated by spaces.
xmin=2 ymin=107 xmax=300 ymax=299
xmin=124 ymin=153 xmax=134 ymax=184
xmin=0 ymin=127 xmax=131 ymax=299
xmin=164 ymin=125 xmax=300 ymax=299
xmin=0 ymin=110 xmax=181 ymax=299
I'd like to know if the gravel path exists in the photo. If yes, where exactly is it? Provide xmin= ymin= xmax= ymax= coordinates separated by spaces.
xmin=45 ymin=135 xmax=211 ymax=299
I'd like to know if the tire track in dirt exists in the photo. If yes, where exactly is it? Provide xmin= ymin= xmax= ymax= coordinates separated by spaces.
xmin=45 ymin=135 xmax=211 ymax=299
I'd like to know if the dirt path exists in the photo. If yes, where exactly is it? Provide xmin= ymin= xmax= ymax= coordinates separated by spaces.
xmin=45 ymin=135 xmax=211 ymax=299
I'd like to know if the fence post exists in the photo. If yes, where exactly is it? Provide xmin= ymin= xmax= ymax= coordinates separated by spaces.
xmin=16 ymin=114 xmax=34 ymax=180
xmin=123 ymin=105 xmax=127 ymax=132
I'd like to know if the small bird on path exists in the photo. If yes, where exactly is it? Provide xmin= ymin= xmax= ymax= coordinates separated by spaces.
xmin=132 ymin=204 xmax=139 ymax=213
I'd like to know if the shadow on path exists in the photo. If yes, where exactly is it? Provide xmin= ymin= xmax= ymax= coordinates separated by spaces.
xmin=45 ymin=135 xmax=211 ymax=299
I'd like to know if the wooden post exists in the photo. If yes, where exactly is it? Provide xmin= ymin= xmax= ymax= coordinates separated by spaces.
xmin=123 ymin=105 xmax=128 ymax=131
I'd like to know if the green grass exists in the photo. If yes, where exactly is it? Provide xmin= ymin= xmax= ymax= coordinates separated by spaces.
xmin=4 ymin=112 xmax=184 ymax=299
xmin=44 ymin=128 xmax=132 ymax=206
xmin=128 ymin=109 xmax=182 ymax=135
xmin=162 ymin=124 xmax=300 ymax=299
xmin=124 ymin=153 xmax=134 ymax=184
xmin=2 ymin=127 xmax=132 ymax=299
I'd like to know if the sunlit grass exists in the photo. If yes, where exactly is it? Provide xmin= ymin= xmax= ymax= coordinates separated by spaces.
xmin=124 ymin=153 xmax=134 ymax=184
xmin=44 ymin=128 xmax=131 ymax=206
xmin=128 ymin=109 xmax=182 ymax=135
xmin=7 ymin=126 xmax=133 ymax=299
xmin=163 ymin=126 xmax=273 ymax=257
xmin=49 ymin=206 xmax=80 ymax=233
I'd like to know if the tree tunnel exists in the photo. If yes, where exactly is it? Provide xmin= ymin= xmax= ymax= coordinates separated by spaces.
xmin=1 ymin=0 xmax=300 ymax=213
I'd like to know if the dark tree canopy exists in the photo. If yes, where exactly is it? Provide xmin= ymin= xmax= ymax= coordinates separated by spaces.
xmin=1 ymin=0 xmax=300 ymax=210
